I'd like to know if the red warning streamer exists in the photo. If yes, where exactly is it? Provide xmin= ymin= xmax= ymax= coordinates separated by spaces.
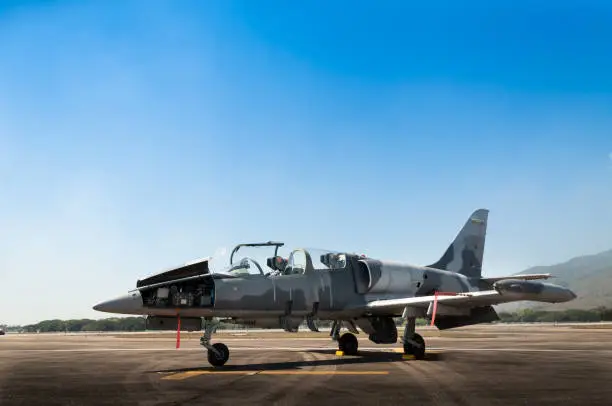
xmin=430 ymin=291 xmax=460 ymax=326
xmin=430 ymin=291 xmax=439 ymax=326
xmin=176 ymin=314 xmax=181 ymax=349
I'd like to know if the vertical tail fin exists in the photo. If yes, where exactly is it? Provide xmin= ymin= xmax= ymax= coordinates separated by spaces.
xmin=426 ymin=208 xmax=489 ymax=278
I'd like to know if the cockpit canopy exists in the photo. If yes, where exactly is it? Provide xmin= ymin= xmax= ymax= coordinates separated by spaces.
xmin=208 ymin=242 xmax=349 ymax=277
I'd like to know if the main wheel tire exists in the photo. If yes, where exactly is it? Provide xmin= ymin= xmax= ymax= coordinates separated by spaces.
xmin=338 ymin=332 xmax=359 ymax=355
xmin=403 ymin=333 xmax=425 ymax=360
xmin=207 ymin=342 xmax=230 ymax=367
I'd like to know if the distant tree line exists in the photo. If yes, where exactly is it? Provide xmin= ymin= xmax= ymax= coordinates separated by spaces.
xmin=19 ymin=317 xmax=147 ymax=333
xmin=498 ymin=307 xmax=612 ymax=323
xmin=11 ymin=317 xmax=426 ymax=333
xmin=7 ymin=307 xmax=612 ymax=333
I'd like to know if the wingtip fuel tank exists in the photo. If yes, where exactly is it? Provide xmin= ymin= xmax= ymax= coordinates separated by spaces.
xmin=493 ymin=279 xmax=576 ymax=303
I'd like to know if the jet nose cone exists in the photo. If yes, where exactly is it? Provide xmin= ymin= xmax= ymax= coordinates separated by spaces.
xmin=93 ymin=291 xmax=143 ymax=314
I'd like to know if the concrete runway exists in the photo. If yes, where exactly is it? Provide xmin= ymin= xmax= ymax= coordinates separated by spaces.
xmin=2 ymin=324 xmax=612 ymax=405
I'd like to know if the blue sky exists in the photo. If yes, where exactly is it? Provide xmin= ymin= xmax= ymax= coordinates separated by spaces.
xmin=1 ymin=1 xmax=611 ymax=324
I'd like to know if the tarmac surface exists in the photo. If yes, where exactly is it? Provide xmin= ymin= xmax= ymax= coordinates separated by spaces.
xmin=2 ymin=324 xmax=612 ymax=405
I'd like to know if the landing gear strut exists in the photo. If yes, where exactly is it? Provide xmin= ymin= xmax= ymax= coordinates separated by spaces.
xmin=330 ymin=320 xmax=341 ymax=341
xmin=402 ymin=318 xmax=425 ymax=359
xmin=200 ymin=318 xmax=230 ymax=367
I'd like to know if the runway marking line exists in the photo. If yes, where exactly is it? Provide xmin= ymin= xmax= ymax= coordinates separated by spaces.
xmin=161 ymin=370 xmax=389 ymax=380
xmin=392 ymin=348 xmax=444 ymax=354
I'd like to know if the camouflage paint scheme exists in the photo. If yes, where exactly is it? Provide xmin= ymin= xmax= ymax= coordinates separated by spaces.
xmin=94 ymin=208 xmax=576 ymax=333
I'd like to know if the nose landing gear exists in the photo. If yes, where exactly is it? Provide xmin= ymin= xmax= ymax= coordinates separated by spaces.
xmin=200 ymin=319 xmax=230 ymax=367
xmin=207 ymin=342 xmax=230 ymax=367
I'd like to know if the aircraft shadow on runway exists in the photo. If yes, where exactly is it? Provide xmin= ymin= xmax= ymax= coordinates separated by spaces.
xmin=149 ymin=350 xmax=442 ymax=374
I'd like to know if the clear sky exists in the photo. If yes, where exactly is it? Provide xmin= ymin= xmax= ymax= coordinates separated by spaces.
xmin=1 ymin=1 xmax=611 ymax=325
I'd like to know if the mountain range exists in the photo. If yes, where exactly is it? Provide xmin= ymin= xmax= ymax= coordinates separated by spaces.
xmin=495 ymin=248 xmax=612 ymax=312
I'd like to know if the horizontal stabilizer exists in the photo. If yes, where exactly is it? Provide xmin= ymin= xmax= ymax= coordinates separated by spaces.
xmin=482 ymin=273 xmax=552 ymax=283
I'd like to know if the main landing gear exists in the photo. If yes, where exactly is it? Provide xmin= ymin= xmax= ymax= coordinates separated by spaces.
xmin=402 ymin=318 xmax=425 ymax=359
xmin=200 ymin=319 xmax=230 ymax=367
xmin=330 ymin=320 xmax=359 ymax=355
xmin=338 ymin=333 xmax=359 ymax=355
xmin=331 ymin=318 xmax=426 ymax=358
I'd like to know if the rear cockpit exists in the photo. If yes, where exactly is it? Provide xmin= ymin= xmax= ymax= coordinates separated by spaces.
xmin=266 ymin=248 xmax=350 ymax=276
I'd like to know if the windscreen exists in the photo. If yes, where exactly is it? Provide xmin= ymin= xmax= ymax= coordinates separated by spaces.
xmin=209 ymin=244 xmax=287 ymax=275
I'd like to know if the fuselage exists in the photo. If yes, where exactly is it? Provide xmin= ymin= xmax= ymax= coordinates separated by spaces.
xmin=94 ymin=255 xmax=478 ymax=321
xmin=94 ymin=251 xmax=576 ymax=331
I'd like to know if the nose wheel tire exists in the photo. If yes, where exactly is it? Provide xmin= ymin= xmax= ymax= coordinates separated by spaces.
xmin=207 ymin=342 xmax=230 ymax=367
xmin=338 ymin=332 xmax=359 ymax=355
xmin=403 ymin=332 xmax=425 ymax=360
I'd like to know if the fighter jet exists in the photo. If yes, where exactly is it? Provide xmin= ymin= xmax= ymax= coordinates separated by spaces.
xmin=93 ymin=209 xmax=576 ymax=366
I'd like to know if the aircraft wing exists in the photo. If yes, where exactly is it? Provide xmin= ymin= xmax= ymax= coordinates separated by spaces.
xmin=366 ymin=291 xmax=504 ymax=314
xmin=366 ymin=279 xmax=575 ymax=315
